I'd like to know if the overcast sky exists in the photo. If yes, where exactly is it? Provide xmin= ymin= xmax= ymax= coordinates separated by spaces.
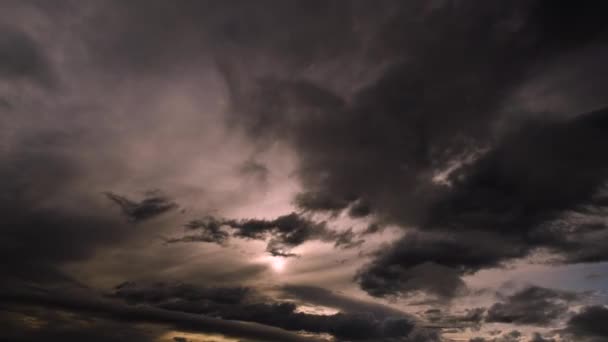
xmin=2 ymin=1 xmax=608 ymax=342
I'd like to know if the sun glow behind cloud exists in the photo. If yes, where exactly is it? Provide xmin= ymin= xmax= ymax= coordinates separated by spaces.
xmin=257 ymin=255 xmax=288 ymax=272
xmin=271 ymin=257 xmax=286 ymax=272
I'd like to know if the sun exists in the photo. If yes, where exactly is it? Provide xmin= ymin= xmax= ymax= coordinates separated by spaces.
xmin=255 ymin=255 xmax=288 ymax=273
xmin=270 ymin=257 xmax=286 ymax=272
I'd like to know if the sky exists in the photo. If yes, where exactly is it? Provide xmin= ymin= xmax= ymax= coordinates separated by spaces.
xmin=1 ymin=1 xmax=608 ymax=342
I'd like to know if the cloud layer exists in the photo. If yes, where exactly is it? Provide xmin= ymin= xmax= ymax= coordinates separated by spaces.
xmin=2 ymin=1 xmax=608 ymax=341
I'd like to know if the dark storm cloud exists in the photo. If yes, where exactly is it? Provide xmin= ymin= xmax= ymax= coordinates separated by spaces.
xmin=105 ymin=190 xmax=178 ymax=222
xmin=167 ymin=212 xmax=364 ymax=257
xmin=357 ymin=260 xmax=467 ymax=299
xmin=564 ymin=306 xmax=608 ymax=342
xmin=0 ymin=135 xmax=132 ymax=284
xmin=358 ymin=106 xmax=608 ymax=298
xmin=113 ymin=281 xmax=250 ymax=306
xmin=226 ymin=0 xmax=608 ymax=223
xmin=486 ymin=286 xmax=580 ymax=326
xmin=0 ymin=286 xmax=322 ymax=342
xmin=427 ymin=107 xmax=608 ymax=243
xmin=356 ymin=232 xmax=492 ymax=298
xmin=109 ymin=281 xmax=437 ymax=342
xmin=0 ymin=308 xmax=160 ymax=342
xmin=217 ymin=0 xmax=608 ymax=299
xmin=0 ymin=26 xmax=53 ymax=85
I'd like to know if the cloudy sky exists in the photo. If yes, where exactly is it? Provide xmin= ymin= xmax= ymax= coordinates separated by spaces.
xmin=2 ymin=1 xmax=608 ymax=341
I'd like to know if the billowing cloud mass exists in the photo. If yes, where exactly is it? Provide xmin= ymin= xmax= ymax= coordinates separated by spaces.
xmin=1 ymin=1 xmax=608 ymax=341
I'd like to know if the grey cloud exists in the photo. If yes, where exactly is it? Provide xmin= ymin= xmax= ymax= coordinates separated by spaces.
xmin=105 ymin=190 xmax=178 ymax=222
xmin=109 ymin=281 xmax=430 ymax=341
xmin=486 ymin=286 xmax=580 ymax=326
xmin=0 ymin=26 xmax=53 ymax=85
xmin=0 ymin=140 xmax=132 ymax=284
xmin=564 ymin=305 xmax=608 ymax=342
xmin=0 ymin=308 xmax=161 ymax=342
xmin=168 ymin=212 xmax=364 ymax=257
xmin=113 ymin=282 xmax=250 ymax=306
xmin=357 ymin=107 xmax=608 ymax=298
xmin=358 ymin=260 xmax=467 ymax=300
xmin=356 ymin=232 xmax=504 ymax=298
xmin=166 ymin=217 xmax=231 ymax=245
xmin=0 ymin=286 xmax=323 ymax=342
